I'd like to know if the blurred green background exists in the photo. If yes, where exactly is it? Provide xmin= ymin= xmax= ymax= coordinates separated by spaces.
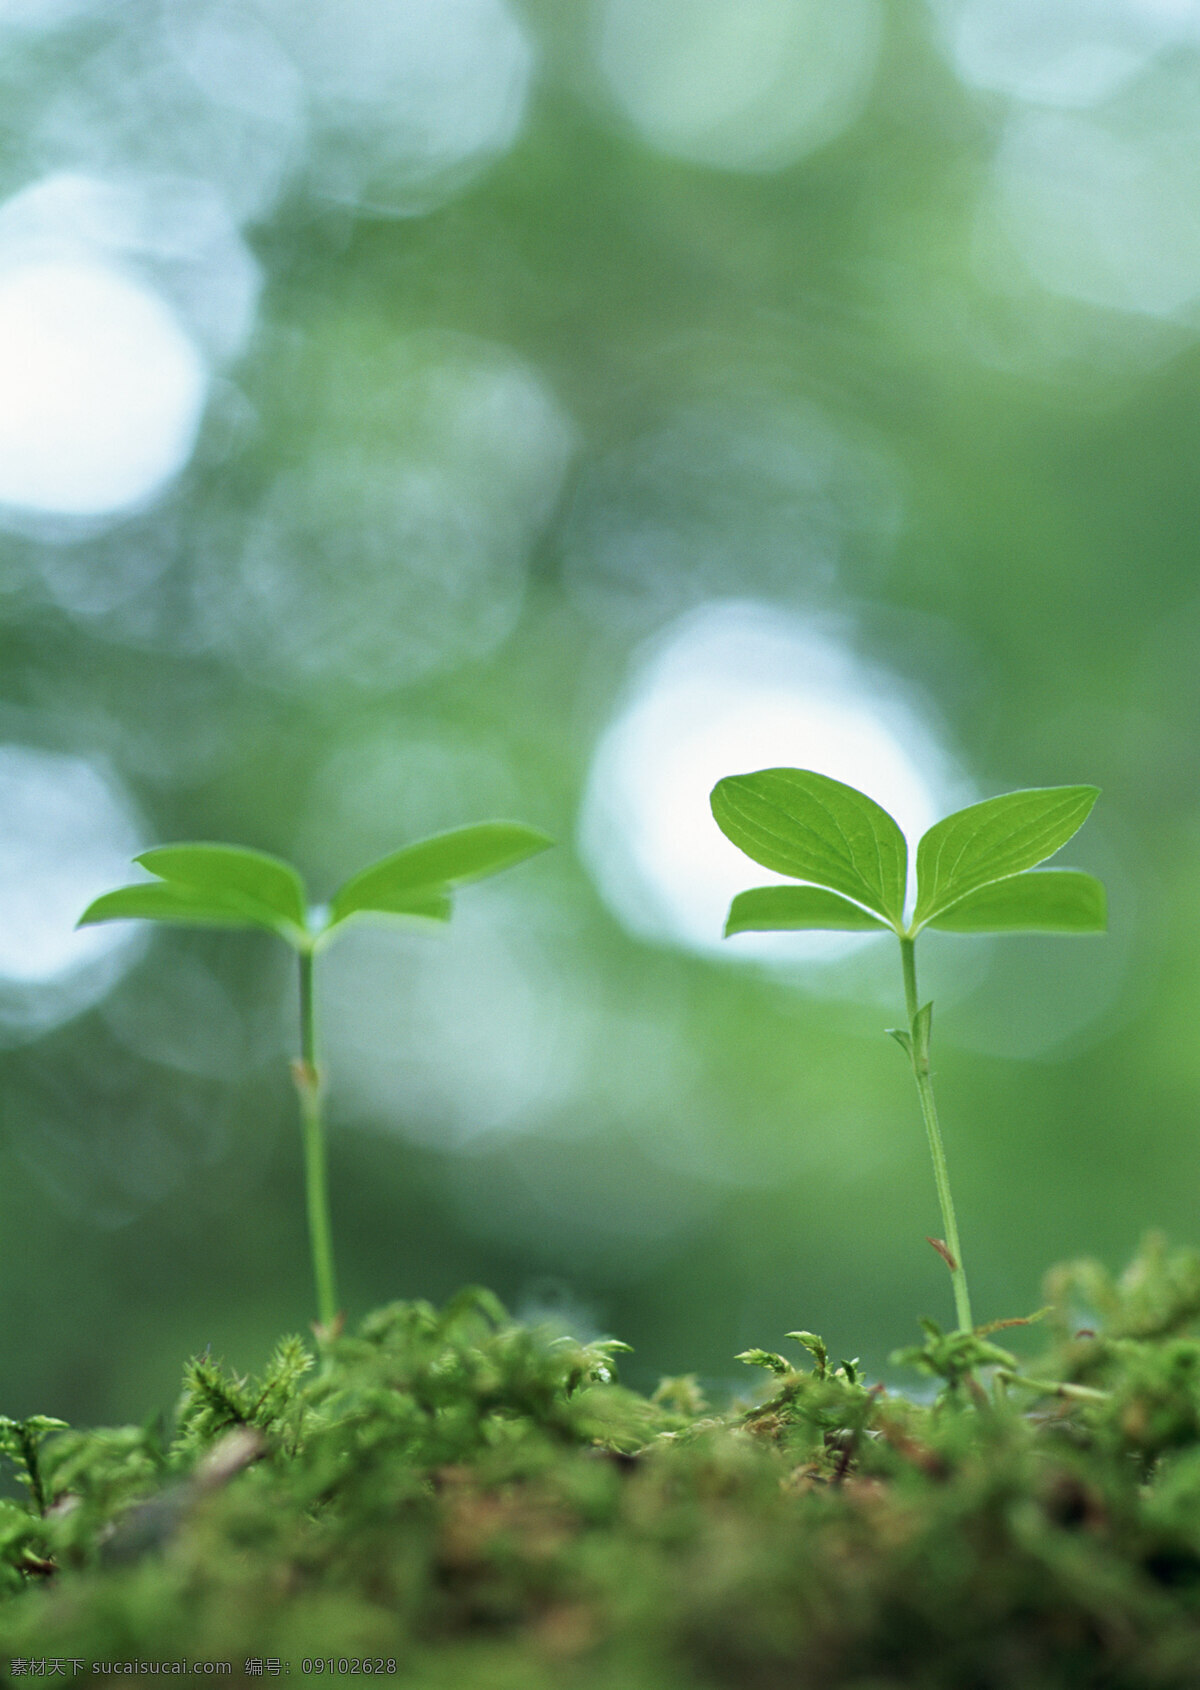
xmin=0 ymin=0 xmax=1197 ymax=1420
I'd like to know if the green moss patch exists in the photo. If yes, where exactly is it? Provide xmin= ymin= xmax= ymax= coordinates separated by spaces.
xmin=9 ymin=1244 xmax=1200 ymax=1686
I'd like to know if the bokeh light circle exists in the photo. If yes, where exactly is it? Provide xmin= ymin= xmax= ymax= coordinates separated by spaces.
xmin=0 ymin=745 xmax=146 ymax=1040
xmin=595 ymin=0 xmax=882 ymax=172
xmin=0 ymin=258 xmax=207 ymax=516
xmin=930 ymin=0 xmax=1193 ymax=108
xmin=988 ymin=71 xmax=1200 ymax=319
xmin=258 ymin=0 xmax=534 ymax=215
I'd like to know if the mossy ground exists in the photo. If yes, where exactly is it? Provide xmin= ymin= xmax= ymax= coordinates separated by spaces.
xmin=7 ymin=1241 xmax=1200 ymax=1686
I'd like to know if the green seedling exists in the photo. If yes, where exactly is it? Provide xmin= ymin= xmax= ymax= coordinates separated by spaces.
xmin=711 ymin=770 xmax=1105 ymax=1333
xmin=79 ymin=822 xmax=553 ymax=1333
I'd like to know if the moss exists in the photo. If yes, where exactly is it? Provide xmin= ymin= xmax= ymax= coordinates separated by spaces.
xmin=10 ymin=1248 xmax=1200 ymax=1684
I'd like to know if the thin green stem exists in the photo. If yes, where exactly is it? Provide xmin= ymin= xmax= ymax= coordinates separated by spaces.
xmin=996 ymin=1371 xmax=1109 ymax=1404
xmin=294 ymin=944 xmax=339 ymax=1332
xmin=898 ymin=937 xmax=973 ymax=1334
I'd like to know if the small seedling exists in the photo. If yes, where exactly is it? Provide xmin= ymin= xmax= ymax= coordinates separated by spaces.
xmin=79 ymin=822 xmax=553 ymax=1333
xmin=711 ymin=770 xmax=1105 ymax=1333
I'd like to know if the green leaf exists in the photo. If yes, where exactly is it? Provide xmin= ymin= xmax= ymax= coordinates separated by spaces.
xmin=327 ymin=822 xmax=552 ymax=929
xmin=724 ymin=884 xmax=889 ymax=937
xmin=914 ymin=785 xmax=1099 ymax=929
xmin=21 ymin=1417 xmax=67 ymax=1434
xmin=736 ymin=1349 xmax=792 ymax=1377
xmin=370 ymin=889 xmax=454 ymax=923
xmin=138 ymin=843 xmax=307 ymax=931
xmin=786 ymin=1331 xmax=828 ymax=1378
xmin=710 ymin=770 xmax=907 ymax=925
xmin=929 ymin=869 xmax=1107 ymax=934
xmin=78 ymin=881 xmax=288 ymax=935
xmin=323 ymin=885 xmax=454 ymax=933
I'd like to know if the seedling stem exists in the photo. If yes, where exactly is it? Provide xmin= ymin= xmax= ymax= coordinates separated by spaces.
xmin=295 ymin=943 xmax=338 ymax=1332
xmin=899 ymin=937 xmax=972 ymax=1332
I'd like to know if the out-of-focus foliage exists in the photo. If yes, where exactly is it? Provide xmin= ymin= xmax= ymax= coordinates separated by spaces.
xmin=0 ymin=0 xmax=1197 ymax=1422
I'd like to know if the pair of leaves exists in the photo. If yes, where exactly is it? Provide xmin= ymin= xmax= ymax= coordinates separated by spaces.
xmin=77 ymin=823 xmax=554 ymax=949
xmin=710 ymin=769 xmax=1105 ymax=939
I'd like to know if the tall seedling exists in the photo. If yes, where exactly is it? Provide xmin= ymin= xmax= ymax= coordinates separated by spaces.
xmin=80 ymin=823 xmax=552 ymax=1332
xmin=711 ymin=771 xmax=1104 ymax=1331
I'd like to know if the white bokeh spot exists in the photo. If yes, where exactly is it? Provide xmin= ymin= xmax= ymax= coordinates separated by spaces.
xmin=985 ymin=57 xmax=1200 ymax=320
xmin=0 ymin=259 xmax=207 ymax=516
xmin=0 ymin=745 xmax=145 ymax=1039
xmin=931 ymin=0 xmax=1198 ymax=108
xmin=258 ymin=0 xmax=534 ymax=215
xmin=595 ymin=0 xmax=882 ymax=172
